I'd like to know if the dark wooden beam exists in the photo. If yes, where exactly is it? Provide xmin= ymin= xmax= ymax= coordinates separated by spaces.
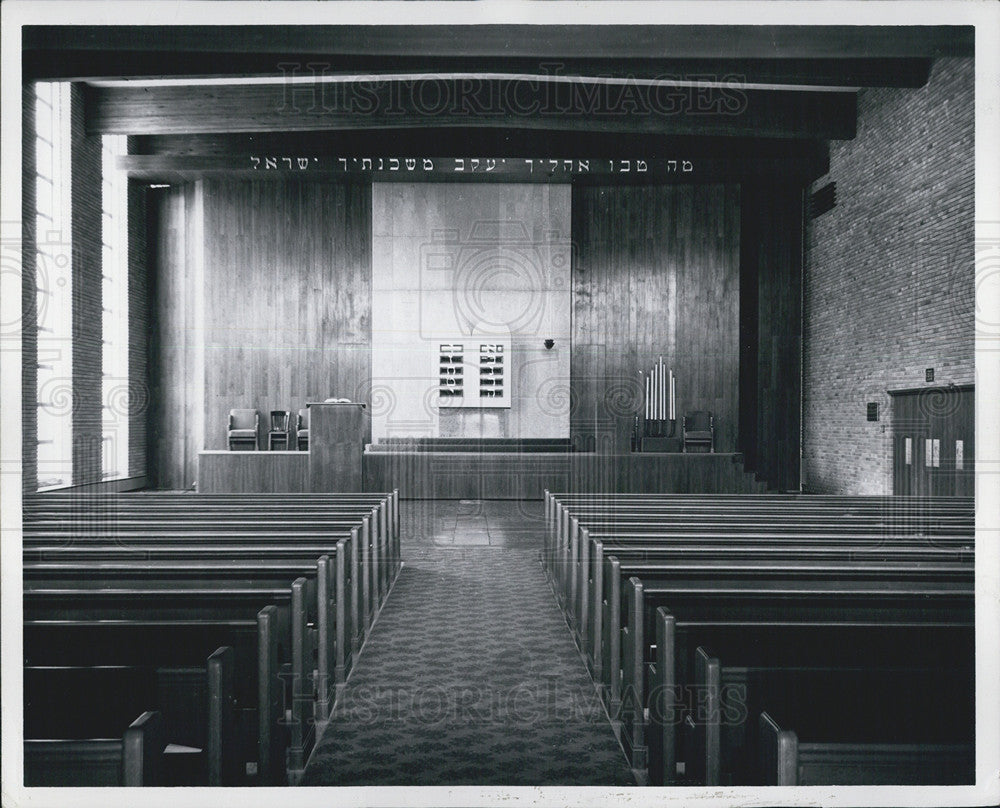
xmin=24 ymin=25 xmax=974 ymax=60
xmin=24 ymin=52 xmax=933 ymax=89
xmin=132 ymin=130 xmax=829 ymax=162
xmin=86 ymin=79 xmax=856 ymax=139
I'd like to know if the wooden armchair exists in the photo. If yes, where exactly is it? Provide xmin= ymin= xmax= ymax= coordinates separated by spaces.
xmin=227 ymin=409 xmax=259 ymax=451
xmin=683 ymin=410 xmax=714 ymax=453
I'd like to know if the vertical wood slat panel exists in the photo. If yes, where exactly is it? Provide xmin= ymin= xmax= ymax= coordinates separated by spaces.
xmin=151 ymin=178 xmax=372 ymax=487
xmin=571 ymin=184 xmax=741 ymax=457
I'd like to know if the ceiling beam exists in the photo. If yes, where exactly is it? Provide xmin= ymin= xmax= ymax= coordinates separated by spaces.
xmin=86 ymin=79 xmax=856 ymax=140
xmin=24 ymin=24 xmax=973 ymax=61
xmin=131 ymin=131 xmax=830 ymax=162
xmin=26 ymin=52 xmax=932 ymax=89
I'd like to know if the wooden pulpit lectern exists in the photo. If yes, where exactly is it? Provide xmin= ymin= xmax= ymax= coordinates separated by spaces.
xmin=307 ymin=402 xmax=369 ymax=492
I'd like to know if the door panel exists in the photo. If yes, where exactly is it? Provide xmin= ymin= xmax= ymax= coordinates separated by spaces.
xmin=891 ymin=387 xmax=974 ymax=497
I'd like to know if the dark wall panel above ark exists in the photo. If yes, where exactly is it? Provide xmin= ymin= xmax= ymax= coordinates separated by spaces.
xmin=570 ymin=184 xmax=741 ymax=457
xmin=740 ymin=183 xmax=804 ymax=492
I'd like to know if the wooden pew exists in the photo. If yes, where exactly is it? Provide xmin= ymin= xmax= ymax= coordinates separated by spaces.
xmin=24 ymin=510 xmax=394 ymax=621
xmin=24 ymin=647 xmax=238 ymax=786
xmin=575 ymin=533 xmax=972 ymax=675
xmin=548 ymin=496 xmax=972 ymax=571
xmin=550 ymin=498 xmax=973 ymax=639
xmin=548 ymin=504 xmax=973 ymax=612
xmin=544 ymin=491 xmax=973 ymax=540
xmin=25 ymin=710 xmax=168 ymax=787
xmin=24 ymin=489 xmax=400 ymax=594
xmin=639 ymin=587 xmax=973 ymax=783
xmin=24 ymin=547 xmax=357 ymax=702
xmin=689 ymin=648 xmax=974 ymax=786
xmin=544 ymin=492 xmax=972 ymax=566
xmin=24 ymin=589 xmax=293 ymax=783
xmin=24 ymin=571 xmax=323 ymax=781
xmin=758 ymin=711 xmax=974 ymax=786
xmin=22 ymin=491 xmax=399 ymax=785
xmin=24 ymin=531 xmax=366 ymax=657
xmin=23 ymin=616 xmax=279 ymax=784
xmin=542 ymin=492 xmax=975 ymax=786
xmin=23 ymin=490 xmax=399 ymax=565
xmin=23 ymin=529 xmax=375 ymax=780
xmin=610 ymin=573 xmax=972 ymax=772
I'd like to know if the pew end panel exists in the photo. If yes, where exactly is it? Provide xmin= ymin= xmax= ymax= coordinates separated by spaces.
xmin=601 ymin=555 xmax=623 ymax=718
xmin=759 ymin=711 xmax=799 ymax=786
xmin=688 ymin=647 xmax=721 ymax=786
xmin=647 ymin=607 xmax=677 ymax=786
xmin=588 ymin=539 xmax=604 ymax=681
xmin=123 ymin=710 xmax=168 ymax=786
xmin=576 ymin=526 xmax=591 ymax=652
xmin=207 ymin=646 xmax=239 ymax=786
xmin=620 ymin=575 xmax=647 ymax=770
xmin=287 ymin=577 xmax=316 ymax=779
xmin=257 ymin=605 xmax=287 ymax=785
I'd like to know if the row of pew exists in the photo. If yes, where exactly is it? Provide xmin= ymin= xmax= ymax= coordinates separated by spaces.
xmin=542 ymin=491 xmax=976 ymax=786
xmin=22 ymin=490 xmax=400 ymax=786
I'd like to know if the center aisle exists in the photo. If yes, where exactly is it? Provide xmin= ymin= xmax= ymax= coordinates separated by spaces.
xmin=300 ymin=500 xmax=635 ymax=786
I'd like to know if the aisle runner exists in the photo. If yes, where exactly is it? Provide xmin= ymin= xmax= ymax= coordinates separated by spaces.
xmin=300 ymin=545 xmax=634 ymax=786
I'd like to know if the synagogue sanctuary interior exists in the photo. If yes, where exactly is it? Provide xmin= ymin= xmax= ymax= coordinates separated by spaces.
xmin=7 ymin=17 xmax=985 ymax=797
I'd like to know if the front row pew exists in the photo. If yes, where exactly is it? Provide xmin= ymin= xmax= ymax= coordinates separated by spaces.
xmin=25 ymin=647 xmax=237 ymax=785
xmin=23 ymin=518 xmax=390 ymax=631
xmin=689 ymin=651 xmax=974 ymax=786
xmin=759 ymin=710 xmax=974 ymax=786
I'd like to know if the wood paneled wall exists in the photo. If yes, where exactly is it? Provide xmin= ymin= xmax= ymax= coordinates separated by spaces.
xmin=201 ymin=180 xmax=372 ymax=449
xmin=570 ymin=184 xmax=742 ymax=455
xmin=148 ymin=179 xmax=372 ymax=487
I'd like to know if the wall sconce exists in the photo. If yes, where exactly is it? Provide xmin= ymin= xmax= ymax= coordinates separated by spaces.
xmin=544 ymin=339 xmax=555 ymax=350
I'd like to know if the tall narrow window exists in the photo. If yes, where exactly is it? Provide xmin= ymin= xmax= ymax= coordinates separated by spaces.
xmin=102 ymin=135 xmax=129 ymax=480
xmin=35 ymin=82 xmax=73 ymax=490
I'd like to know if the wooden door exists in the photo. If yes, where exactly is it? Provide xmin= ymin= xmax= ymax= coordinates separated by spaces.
xmin=891 ymin=386 xmax=974 ymax=497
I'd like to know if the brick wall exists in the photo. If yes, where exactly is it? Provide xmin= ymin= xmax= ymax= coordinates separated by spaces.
xmin=70 ymin=85 xmax=104 ymax=486
xmin=22 ymin=84 xmax=37 ymax=495
xmin=802 ymin=58 xmax=974 ymax=494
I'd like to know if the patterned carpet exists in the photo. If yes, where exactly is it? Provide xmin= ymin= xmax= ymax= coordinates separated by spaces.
xmin=300 ymin=502 xmax=635 ymax=787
